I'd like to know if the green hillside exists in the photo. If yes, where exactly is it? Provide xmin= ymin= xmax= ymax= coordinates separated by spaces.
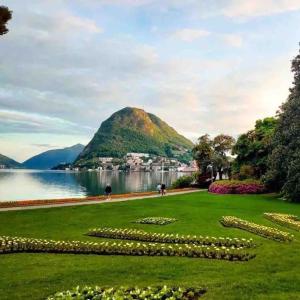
xmin=0 ymin=153 xmax=21 ymax=168
xmin=75 ymin=107 xmax=193 ymax=165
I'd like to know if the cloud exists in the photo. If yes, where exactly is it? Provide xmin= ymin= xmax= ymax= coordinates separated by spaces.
xmin=172 ymin=28 xmax=210 ymax=42
xmin=74 ymin=0 xmax=300 ymax=19
xmin=0 ymin=109 xmax=94 ymax=135
xmin=222 ymin=0 xmax=300 ymax=18
xmin=221 ymin=33 xmax=243 ymax=47
xmin=31 ymin=144 xmax=59 ymax=148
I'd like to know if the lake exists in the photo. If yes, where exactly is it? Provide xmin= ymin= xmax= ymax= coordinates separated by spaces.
xmin=0 ymin=169 xmax=187 ymax=202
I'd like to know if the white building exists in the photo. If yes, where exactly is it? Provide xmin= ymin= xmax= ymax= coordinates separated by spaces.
xmin=98 ymin=157 xmax=114 ymax=163
xmin=126 ymin=152 xmax=149 ymax=158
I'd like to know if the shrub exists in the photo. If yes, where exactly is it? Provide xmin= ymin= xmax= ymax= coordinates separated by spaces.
xmin=47 ymin=285 xmax=207 ymax=300
xmin=135 ymin=217 xmax=177 ymax=225
xmin=171 ymin=175 xmax=194 ymax=189
xmin=264 ymin=213 xmax=300 ymax=231
xmin=209 ymin=180 xmax=265 ymax=194
xmin=87 ymin=227 xmax=254 ymax=248
xmin=238 ymin=165 xmax=256 ymax=180
xmin=0 ymin=236 xmax=255 ymax=261
xmin=220 ymin=216 xmax=293 ymax=242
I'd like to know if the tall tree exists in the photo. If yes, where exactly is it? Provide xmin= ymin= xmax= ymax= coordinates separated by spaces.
xmin=0 ymin=6 xmax=12 ymax=36
xmin=212 ymin=134 xmax=235 ymax=180
xmin=265 ymin=45 xmax=300 ymax=202
xmin=192 ymin=134 xmax=213 ymax=174
xmin=192 ymin=134 xmax=235 ymax=179
xmin=232 ymin=117 xmax=277 ymax=178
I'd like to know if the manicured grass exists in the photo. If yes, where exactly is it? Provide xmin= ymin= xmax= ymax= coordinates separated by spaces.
xmin=0 ymin=192 xmax=300 ymax=299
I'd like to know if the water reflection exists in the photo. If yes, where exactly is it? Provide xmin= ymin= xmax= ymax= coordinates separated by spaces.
xmin=0 ymin=169 xmax=184 ymax=201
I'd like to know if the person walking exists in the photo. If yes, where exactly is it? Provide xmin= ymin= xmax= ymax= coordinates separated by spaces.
xmin=104 ymin=184 xmax=112 ymax=200
xmin=161 ymin=183 xmax=166 ymax=195
xmin=157 ymin=183 xmax=161 ymax=194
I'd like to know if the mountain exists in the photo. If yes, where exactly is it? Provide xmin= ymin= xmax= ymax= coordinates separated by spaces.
xmin=23 ymin=144 xmax=85 ymax=169
xmin=0 ymin=153 xmax=22 ymax=168
xmin=75 ymin=107 xmax=194 ymax=165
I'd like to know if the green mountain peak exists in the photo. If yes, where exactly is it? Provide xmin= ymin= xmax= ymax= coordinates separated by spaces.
xmin=76 ymin=107 xmax=193 ymax=165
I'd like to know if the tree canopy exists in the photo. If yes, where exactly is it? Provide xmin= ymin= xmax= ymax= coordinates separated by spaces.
xmin=232 ymin=117 xmax=277 ymax=178
xmin=265 ymin=45 xmax=300 ymax=202
xmin=0 ymin=6 xmax=12 ymax=36
xmin=192 ymin=134 xmax=235 ymax=179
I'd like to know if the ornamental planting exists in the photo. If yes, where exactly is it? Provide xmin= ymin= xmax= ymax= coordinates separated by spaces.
xmin=209 ymin=180 xmax=265 ymax=194
xmin=87 ymin=227 xmax=254 ymax=248
xmin=220 ymin=216 xmax=294 ymax=242
xmin=264 ymin=213 xmax=300 ymax=231
xmin=135 ymin=217 xmax=177 ymax=225
xmin=46 ymin=285 xmax=207 ymax=300
xmin=0 ymin=236 xmax=255 ymax=261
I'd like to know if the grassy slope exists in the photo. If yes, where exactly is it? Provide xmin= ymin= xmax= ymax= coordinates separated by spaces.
xmin=0 ymin=192 xmax=300 ymax=300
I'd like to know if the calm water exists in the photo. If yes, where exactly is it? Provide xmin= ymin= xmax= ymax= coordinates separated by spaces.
xmin=0 ymin=169 xmax=186 ymax=202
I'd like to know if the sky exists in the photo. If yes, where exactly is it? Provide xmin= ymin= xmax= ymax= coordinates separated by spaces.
xmin=1 ymin=0 xmax=300 ymax=162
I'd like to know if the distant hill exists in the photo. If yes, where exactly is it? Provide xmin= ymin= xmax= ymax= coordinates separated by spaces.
xmin=0 ymin=153 xmax=22 ymax=168
xmin=75 ymin=107 xmax=193 ymax=165
xmin=23 ymin=144 xmax=85 ymax=169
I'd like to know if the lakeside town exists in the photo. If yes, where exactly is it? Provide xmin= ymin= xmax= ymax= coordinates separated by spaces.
xmin=59 ymin=152 xmax=199 ymax=173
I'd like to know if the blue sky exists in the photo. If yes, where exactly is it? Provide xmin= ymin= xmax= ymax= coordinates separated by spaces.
xmin=1 ymin=0 xmax=300 ymax=161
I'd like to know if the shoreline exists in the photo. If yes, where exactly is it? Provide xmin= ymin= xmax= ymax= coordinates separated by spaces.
xmin=0 ymin=188 xmax=202 ymax=210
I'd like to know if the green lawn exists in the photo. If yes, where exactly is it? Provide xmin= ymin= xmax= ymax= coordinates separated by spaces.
xmin=1 ymin=192 xmax=300 ymax=300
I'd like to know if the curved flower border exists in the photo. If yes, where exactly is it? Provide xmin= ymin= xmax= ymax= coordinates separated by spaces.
xmin=264 ymin=213 xmax=300 ymax=231
xmin=47 ymin=285 xmax=207 ymax=300
xmin=0 ymin=236 xmax=255 ymax=261
xmin=87 ymin=227 xmax=254 ymax=248
xmin=220 ymin=216 xmax=293 ymax=242
xmin=135 ymin=217 xmax=177 ymax=225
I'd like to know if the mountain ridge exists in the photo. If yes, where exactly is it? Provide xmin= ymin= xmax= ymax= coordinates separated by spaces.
xmin=0 ymin=153 xmax=22 ymax=168
xmin=22 ymin=143 xmax=85 ymax=169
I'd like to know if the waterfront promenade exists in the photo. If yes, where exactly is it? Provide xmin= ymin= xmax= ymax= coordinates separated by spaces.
xmin=0 ymin=188 xmax=202 ymax=211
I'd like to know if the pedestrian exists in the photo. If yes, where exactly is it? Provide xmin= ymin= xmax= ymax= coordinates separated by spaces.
xmin=104 ymin=184 xmax=112 ymax=200
xmin=161 ymin=183 xmax=166 ymax=195
xmin=157 ymin=183 xmax=161 ymax=194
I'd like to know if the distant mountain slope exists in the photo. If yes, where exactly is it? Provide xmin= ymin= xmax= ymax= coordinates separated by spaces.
xmin=75 ymin=107 xmax=193 ymax=165
xmin=0 ymin=153 xmax=22 ymax=168
xmin=23 ymin=144 xmax=85 ymax=169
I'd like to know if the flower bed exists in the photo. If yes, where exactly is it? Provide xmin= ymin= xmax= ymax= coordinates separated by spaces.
xmin=264 ymin=213 xmax=300 ymax=231
xmin=220 ymin=216 xmax=293 ymax=242
xmin=0 ymin=236 xmax=255 ymax=261
xmin=47 ymin=285 xmax=207 ymax=300
xmin=87 ymin=227 xmax=254 ymax=248
xmin=135 ymin=217 xmax=177 ymax=225
xmin=209 ymin=180 xmax=265 ymax=194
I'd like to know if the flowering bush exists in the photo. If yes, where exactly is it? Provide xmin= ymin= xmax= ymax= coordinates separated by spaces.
xmin=264 ymin=213 xmax=300 ymax=231
xmin=0 ymin=236 xmax=255 ymax=261
xmin=171 ymin=175 xmax=194 ymax=189
xmin=135 ymin=217 xmax=177 ymax=225
xmin=220 ymin=216 xmax=293 ymax=242
xmin=87 ymin=227 xmax=254 ymax=248
xmin=209 ymin=180 xmax=266 ymax=194
xmin=47 ymin=285 xmax=207 ymax=300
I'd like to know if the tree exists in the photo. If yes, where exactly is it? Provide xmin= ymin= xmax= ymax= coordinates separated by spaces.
xmin=265 ymin=45 xmax=300 ymax=202
xmin=192 ymin=134 xmax=235 ymax=179
xmin=192 ymin=134 xmax=213 ymax=174
xmin=212 ymin=134 xmax=235 ymax=180
xmin=0 ymin=6 xmax=12 ymax=36
xmin=232 ymin=117 xmax=277 ymax=178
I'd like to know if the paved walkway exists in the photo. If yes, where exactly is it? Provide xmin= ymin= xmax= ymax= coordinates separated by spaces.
xmin=0 ymin=189 xmax=204 ymax=212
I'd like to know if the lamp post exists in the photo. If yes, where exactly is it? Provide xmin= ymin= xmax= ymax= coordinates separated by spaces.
xmin=161 ymin=160 xmax=164 ymax=183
